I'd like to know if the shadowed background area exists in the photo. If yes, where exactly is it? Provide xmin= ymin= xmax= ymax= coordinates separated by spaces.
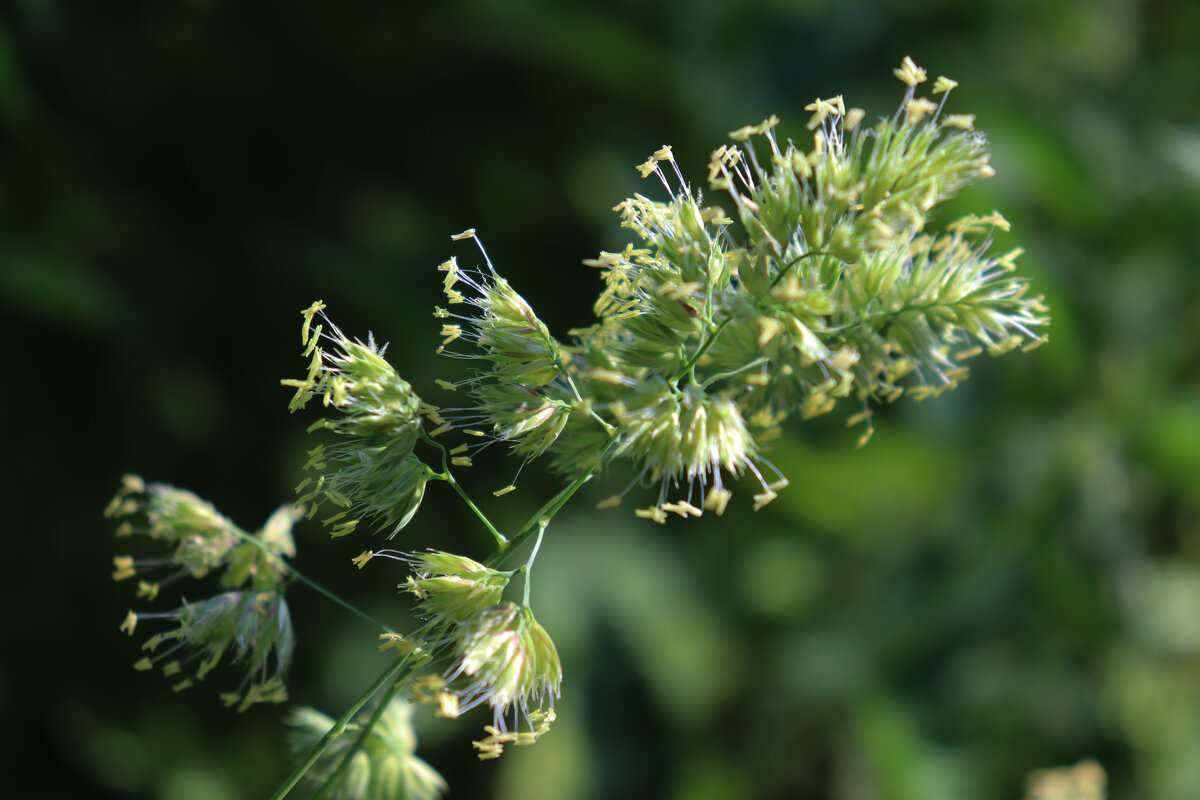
xmin=2 ymin=0 xmax=1199 ymax=798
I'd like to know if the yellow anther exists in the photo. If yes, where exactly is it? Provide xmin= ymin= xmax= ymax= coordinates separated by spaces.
xmin=436 ymin=690 xmax=460 ymax=719
xmin=352 ymin=551 xmax=375 ymax=570
xmin=757 ymin=316 xmax=784 ymax=346
xmin=980 ymin=211 xmax=1011 ymax=231
xmin=440 ymin=324 xmax=462 ymax=345
xmin=997 ymin=247 xmax=1025 ymax=270
xmin=845 ymin=409 xmax=873 ymax=427
xmin=634 ymin=505 xmax=668 ymax=524
xmin=112 ymin=556 xmax=135 ymax=582
xmin=300 ymin=300 xmax=327 ymax=346
xmin=904 ymin=97 xmax=939 ymax=124
xmin=932 ymin=76 xmax=958 ymax=94
xmin=893 ymin=55 xmax=927 ymax=87
xmin=752 ymin=490 xmax=778 ymax=511
xmin=728 ymin=124 xmax=756 ymax=142
xmin=704 ymin=487 xmax=732 ymax=516
xmin=661 ymin=500 xmax=703 ymax=518
xmin=941 ymin=113 xmax=975 ymax=130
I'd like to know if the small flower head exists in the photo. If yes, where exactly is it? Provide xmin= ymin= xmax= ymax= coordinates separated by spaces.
xmin=108 ymin=478 xmax=296 ymax=595
xmin=133 ymin=590 xmax=294 ymax=710
xmin=288 ymin=696 xmax=446 ymax=800
xmin=437 ymin=234 xmax=575 ymax=465
xmin=286 ymin=306 xmax=429 ymax=537
xmin=403 ymin=550 xmax=513 ymax=624
xmin=616 ymin=378 xmax=759 ymax=495
xmin=893 ymin=55 xmax=927 ymax=88
xmin=444 ymin=603 xmax=561 ymax=735
xmin=106 ymin=476 xmax=238 ymax=581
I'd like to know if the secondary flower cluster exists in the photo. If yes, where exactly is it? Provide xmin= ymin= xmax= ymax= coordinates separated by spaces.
xmin=433 ymin=57 xmax=1046 ymax=518
xmin=288 ymin=697 xmax=446 ymax=800
xmin=359 ymin=549 xmax=561 ymax=755
xmin=106 ymin=475 xmax=298 ymax=709
xmin=284 ymin=302 xmax=433 ymax=538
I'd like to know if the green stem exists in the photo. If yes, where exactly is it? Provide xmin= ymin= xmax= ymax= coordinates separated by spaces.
xmin=422 ymin=431 xmax=507 ymax=546
xmin=765 ymin=250 xmax=828 ymax=293
xmin=700 ymin=356 xmax=770 ymax=389
xmin=270 ymin=654 xmax=412 ymax=800
xmin=486 ymin=433 xmax=619 ymax=569
xmin=230 ymin=528 xmax=396 ymax=634
xmin=670 ymin=317 xmax=731 ymax=384
xmin=521 ymin=520 xmax=548 ymax=607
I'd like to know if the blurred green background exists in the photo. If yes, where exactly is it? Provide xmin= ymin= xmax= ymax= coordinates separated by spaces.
xmin=3 ymin=0 xmax=1198 ymax=798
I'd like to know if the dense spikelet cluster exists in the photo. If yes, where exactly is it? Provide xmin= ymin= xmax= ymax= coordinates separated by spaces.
xmin=438 ymin=58 xmax=1047 ymax=517
xmin=284 ymin=301 xmax=431 ymax=538
xmin=434 ymin=250 xmax=577 ymax=461
xmin=402 ymin=550 xmax=513 ymax=624
xmin=106 ymin=476 xmax=297 ymax=708
xmin=439 ymin=602 xmax=562 ymax=739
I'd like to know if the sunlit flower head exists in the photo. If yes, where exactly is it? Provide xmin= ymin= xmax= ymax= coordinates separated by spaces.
xmin=443 ymin=603 xmax=561 ymax=736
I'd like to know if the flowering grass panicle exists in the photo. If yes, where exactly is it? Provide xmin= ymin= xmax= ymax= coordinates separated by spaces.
xmin=436 ymin=57 xmax=1046 ymax=517
xmin=107 ymin=58 xmax=1052 ymax=796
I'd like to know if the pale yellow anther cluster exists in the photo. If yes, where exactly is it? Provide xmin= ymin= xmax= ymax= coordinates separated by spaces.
xmin=905 ymin=97 xmax=939 ymax=125
xmin=805 ymin=96 xmax=845 ymax=130
xmin=893 ymin=55 xmax=927 ymax=87
xmin=932 ymin=76 xmax=958 ymax=94
xmin=728 ymin=114 xmax=780 ymax=142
